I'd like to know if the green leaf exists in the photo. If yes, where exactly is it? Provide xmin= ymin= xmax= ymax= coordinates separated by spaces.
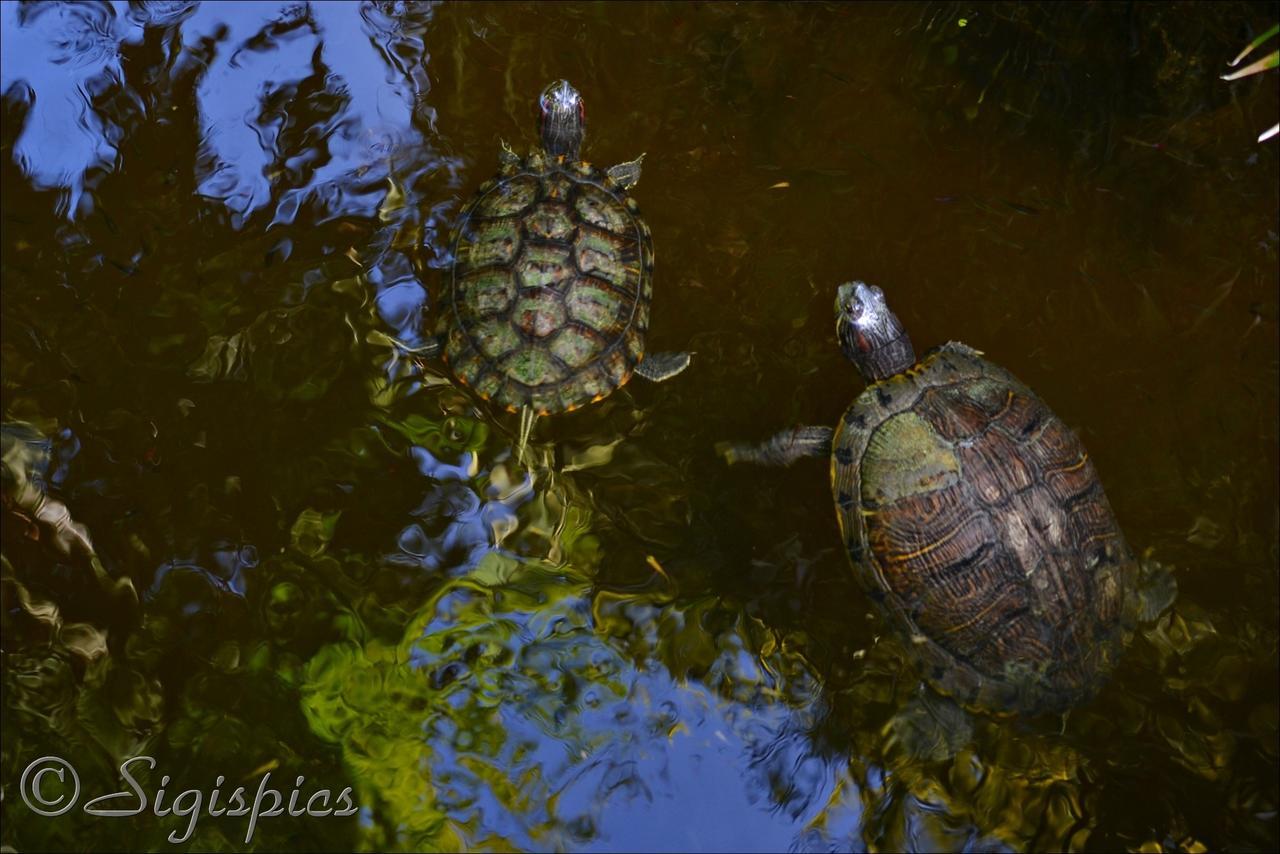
xmin=1220 ymin=48 xmax=1279 ymax=81
xmin=1227 ymin=23 xmax=1279 ymax=66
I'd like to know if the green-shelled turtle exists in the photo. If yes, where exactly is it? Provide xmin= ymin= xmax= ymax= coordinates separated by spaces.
xmin=719 ymin=283 xmax=1171 ymax=722
xmin=429 ymin=80 xmax=690 ymax=418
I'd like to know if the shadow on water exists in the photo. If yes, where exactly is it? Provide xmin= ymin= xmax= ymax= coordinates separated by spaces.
xmin=1 ymin=2 xmax=1277 ymax=851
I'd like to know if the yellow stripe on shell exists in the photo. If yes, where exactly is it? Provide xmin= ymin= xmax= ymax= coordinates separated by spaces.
xmin=886 ymin=514 xmax=973 ymax=563
xmin=1048 ymin=453 xmax=1089 ymax=474
xmin=939 ymin=595 xmax=1003 ymax=635
xmin=991 ymin=390 xmax=1016 ymax=420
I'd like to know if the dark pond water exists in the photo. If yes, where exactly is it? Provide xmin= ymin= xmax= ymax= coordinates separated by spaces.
xmin=2 ymin=2 xmax=1277 ymax=851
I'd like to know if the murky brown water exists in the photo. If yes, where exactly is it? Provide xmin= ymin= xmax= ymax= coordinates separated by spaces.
xmin=2 ymin=2 xmax=1277 ymax=851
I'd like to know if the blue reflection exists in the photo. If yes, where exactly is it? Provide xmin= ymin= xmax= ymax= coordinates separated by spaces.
xmin=406 ymin=582 xmax=856 ymax=852
xmin=0 ymin=1 xmax=141 ymax=216
xmin=146 ymin=540 xmax=258 ymax=600
xmin=373 ymin=279 xmax=429 ymax=346
xmin=387 ymin=446 xmax=534 ymax=576
xmin=1 ymin=1 xmax=425 ymax=223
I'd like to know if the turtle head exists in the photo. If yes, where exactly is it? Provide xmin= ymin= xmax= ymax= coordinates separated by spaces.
xmin=538 ymin=80 xmax=585 ymax=160
xmin=835 ymin=281 xmax=916 ymax=382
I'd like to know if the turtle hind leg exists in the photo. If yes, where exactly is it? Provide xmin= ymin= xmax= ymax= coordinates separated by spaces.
xmin=634 ymin=351 xmax=691 ymax=382
xmin=716 ymin=426 xmax=833 ymax=467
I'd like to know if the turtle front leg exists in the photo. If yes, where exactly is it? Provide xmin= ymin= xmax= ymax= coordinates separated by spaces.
xmin=716 ymin=426 xmax=833 ymax=467
xmin=634 ymin=350 xmax=691 ymax=382
xmin=606 ymin=153 xmax=644 ymax=189
xmin=498 ymin=139 xmax=522 ymax=173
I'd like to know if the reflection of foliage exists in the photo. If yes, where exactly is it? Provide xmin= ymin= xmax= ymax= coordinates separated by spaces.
xmin=187 ymin=303 xmax=355 ymax=403
xmin=298 ymin=557 xmax=589 ymax=851
xmin=378 ymin=412 xmax=490 ymax=462
xmin=300 ymin=528 xmax=845 ymax=851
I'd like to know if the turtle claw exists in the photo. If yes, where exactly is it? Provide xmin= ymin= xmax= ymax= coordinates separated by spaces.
xmin=498 ymin=139 xmax=521 ymax=170
xmin=607 ymin=153 xmax=644 ymax=189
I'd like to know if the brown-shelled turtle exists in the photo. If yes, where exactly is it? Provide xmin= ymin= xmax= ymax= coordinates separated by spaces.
xmin=719 ymin=282 xmax=1171 ymax=733
xmin=427 ymin=80 xmax=690 ymax=443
